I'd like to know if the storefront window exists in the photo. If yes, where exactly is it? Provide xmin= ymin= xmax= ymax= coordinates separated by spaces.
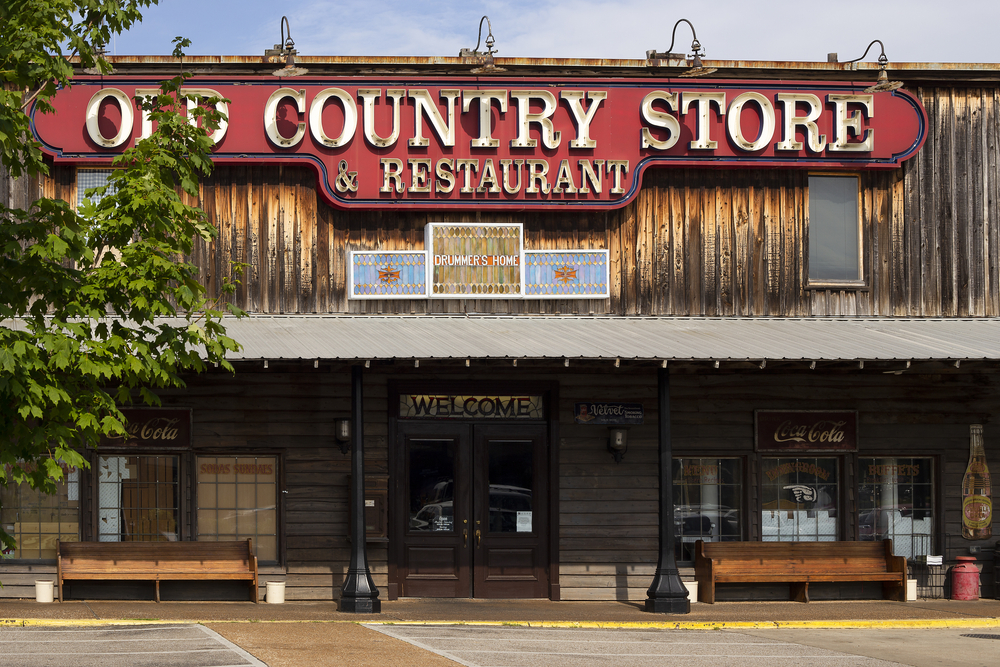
xmin=858 ymin=457 xmax=934 ymax=558
xmin=673 ymin=458 xmax=743 ymax=562
xmin=98 ymin=456 xmax=179 ymax=542
xmin=197 ymin=457 xmax=278 ymax=563
xmin=0 ymin=468 xmax=80 ymax=559
xmin=761 ymin=457 xmax=839 ymax=541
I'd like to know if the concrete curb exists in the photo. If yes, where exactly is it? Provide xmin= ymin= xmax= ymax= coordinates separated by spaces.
xmin=5 ymin=617 xmax=1000 ymax=630
xmin=365 ymin=618 xmax=1000 ymax=630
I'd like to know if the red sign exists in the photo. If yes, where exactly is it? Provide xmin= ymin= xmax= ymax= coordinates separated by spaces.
xmin=32 ymin=75 xmax=927 ymax=211
xmin=755 ymin=410 xmax=857 ymax=452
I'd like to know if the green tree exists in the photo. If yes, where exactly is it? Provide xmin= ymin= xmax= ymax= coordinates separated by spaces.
xmin=0 ymin=1 xmax=243 ymax=555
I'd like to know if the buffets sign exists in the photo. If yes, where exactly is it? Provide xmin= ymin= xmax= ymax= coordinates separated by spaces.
xmin=32 ymin=76 xmax=927 ymax=211
xmin=755 ymin=410 xmax=857 ymax=452
xmin=350 ymin=223 xmax=609 ymax=299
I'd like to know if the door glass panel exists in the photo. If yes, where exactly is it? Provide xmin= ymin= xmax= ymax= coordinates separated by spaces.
xmin=409 ymin=440 xmax=456 ymax=533
xmin=488 ymin=440 xmax=533 ymax=533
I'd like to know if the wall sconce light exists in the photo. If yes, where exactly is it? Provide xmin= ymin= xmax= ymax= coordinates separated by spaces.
xmin=646 ymin=19 xmax=717 ymax=78
xmin=460 ymin=15 xmax=507 ymax=74
xmin=608 ymin=427 xmax=628 ymax=464
xmin=335 ymin=419 xmax=351 ymax=454
xmin=265 ymin=16 xmax=309 ymax=77
xmin=845 ymin=39 xmax=903 ymax=93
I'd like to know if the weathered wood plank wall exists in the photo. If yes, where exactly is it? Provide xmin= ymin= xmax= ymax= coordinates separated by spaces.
xmin=171 ymin=365 xmax=389 ymax=601
xmin=557 ymin=366 xmax=1000 ymax=601
xmin=133 ymin=85 xmax=997 ymax=319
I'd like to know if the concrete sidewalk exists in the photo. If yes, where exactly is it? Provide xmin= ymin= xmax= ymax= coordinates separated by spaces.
xmin=3 ymin=598 xmax=1000 ymax=667
xmin=3 ymin=598 xmax=1000 ymax=626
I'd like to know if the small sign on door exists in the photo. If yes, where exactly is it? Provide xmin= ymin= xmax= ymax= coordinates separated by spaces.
xmin=516 ymin=511 xmax=533 ymax=532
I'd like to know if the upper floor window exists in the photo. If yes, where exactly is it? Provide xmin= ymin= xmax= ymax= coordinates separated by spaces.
xmin=808 ymin=175 xmax=862 ymax=285
xmin=76 ymin=168 xmax=115 ymax=208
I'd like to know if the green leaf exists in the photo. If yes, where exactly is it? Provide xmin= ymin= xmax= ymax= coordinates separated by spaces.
xmin=0 ymin=6 xmax=244 ymax=577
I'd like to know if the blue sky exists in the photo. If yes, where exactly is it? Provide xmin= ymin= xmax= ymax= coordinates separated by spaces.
xmin=110 ymin=1 xmax=999 ymax=64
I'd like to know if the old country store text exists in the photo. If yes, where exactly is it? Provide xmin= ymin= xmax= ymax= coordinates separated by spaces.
xmin=33 ymin=78 xmax=926 ymax=210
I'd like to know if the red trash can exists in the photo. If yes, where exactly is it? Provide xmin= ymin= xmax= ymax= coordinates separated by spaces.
xmin=951 ymin=556 xmax=980 ymax=600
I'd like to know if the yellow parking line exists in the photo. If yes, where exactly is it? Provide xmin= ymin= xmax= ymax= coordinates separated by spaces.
xmin=0 ymin=619 xmax=198 ymax=627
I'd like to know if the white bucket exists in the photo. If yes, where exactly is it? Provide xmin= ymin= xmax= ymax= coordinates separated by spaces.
xmin=35 ymin=580 xmax=54 ymax=604
xmin=906 ymin=578 xmax=917 ymax=602
xmin=683 ymin=581 xmax=699 ymax=603
xmin=266 ymin=581 xmax=285 ymax=604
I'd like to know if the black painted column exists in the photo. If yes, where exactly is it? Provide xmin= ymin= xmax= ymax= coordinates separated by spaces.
xmin=645 ymin=367 xmax=690 ymax=613
xmin=339 ymin=364 xmax=381 ymax=613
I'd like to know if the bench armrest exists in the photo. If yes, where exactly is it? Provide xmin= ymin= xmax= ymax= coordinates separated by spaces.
xmin=883 ymin=539 xmax=907 ymax=579
xmin=693 ymin=540 xmax=716 ymax=578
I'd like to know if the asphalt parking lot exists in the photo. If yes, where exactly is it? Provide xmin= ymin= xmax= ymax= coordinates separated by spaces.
xmin=0 ymin=624 xmax=266 ymax=667
xmin=367 ymin=625 xmax=907 ymax=667
xmin=3 ymin=598 xmax=1000 ymax=667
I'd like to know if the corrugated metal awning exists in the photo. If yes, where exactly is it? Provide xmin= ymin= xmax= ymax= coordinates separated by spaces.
xmin=8 ymin=316 xmax=1000 ymax=361
xmin=180 ymin=316 xmax=1000 ymax=362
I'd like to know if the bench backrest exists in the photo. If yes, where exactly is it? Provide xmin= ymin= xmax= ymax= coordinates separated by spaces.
xmin=696 ymin=539 xmax=895 ymax=574
xmin=58 ymin=539 xmax=255 ymax=574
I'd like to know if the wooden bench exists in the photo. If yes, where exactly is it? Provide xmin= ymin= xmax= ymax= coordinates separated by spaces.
xmin=694 ymin=539 xmax=907 ymax=603
xmin=57 ymin=539 xmax=258 ymax=603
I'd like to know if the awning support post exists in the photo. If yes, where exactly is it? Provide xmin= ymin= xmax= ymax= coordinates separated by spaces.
xmin=645 ymin=367 xmax=691 ymax=613
xmin=339 ymin=364 xmax=382 ymax=613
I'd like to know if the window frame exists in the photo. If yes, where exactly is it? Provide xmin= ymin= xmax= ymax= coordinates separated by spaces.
xmin=1 ymin=466 xmax=82 ymax=563
xmin=194 ymin=455 xmax=282 ymax=566
xmin=805 ymin=172 xmax=865 ymax=289
xmin=856 ymin=456 xmax=937 ymax=559
xmin=760 ymin=455 xmax=842 ymax=542
xmin=75 ymin=168 xmax=117 ymax=209
xmin=94 ymin=454 xmax=182 ymax=543
xmin=671 ymin=456 xmax=746 ymax=565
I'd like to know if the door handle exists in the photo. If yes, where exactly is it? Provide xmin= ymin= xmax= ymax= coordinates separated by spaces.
xmin=463 ymin=528 xmax=468 ymax=547
xmin=475 ymin=529 xmax=481 ymax=547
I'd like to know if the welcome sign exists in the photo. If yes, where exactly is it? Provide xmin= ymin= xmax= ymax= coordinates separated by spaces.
xmin=32 ymin=75 xmax=927 ymax=211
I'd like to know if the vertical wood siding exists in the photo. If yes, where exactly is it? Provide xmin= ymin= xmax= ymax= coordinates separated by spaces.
xmin=170 ymin=365 xmax=388 ymax=601
xmin=5 ymin=84 xmax=999 ymax=320
xmin=557 ymin=367 xmax=1000 ymax=601
xmin=157 ymin=88 xmax=998 ymax=318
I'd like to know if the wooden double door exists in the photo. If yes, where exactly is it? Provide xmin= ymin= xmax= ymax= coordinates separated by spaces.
xmin=395 ymin=422 xmax=549 ymax=598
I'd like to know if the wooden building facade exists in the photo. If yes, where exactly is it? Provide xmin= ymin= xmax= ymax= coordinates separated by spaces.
xmin=3 ymin=55 xmax=1000 ymax=603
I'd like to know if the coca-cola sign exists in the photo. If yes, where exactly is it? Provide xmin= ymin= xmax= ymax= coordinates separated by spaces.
xmin=101 ymin=408 xmax=192 ymax=449
xmin=755 ymin=410 xmax=857 ymax=452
